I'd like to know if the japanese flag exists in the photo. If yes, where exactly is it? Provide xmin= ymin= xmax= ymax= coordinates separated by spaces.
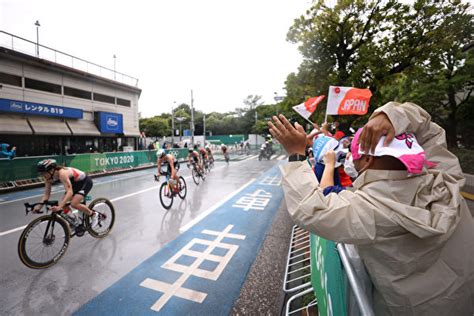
xmin=326 ymin=86 xmax=372 ymax=115
xmin=292 ymin=95 xmax=325 ymax=120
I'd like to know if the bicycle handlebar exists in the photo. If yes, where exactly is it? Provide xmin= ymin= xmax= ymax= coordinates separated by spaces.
xmin=24 ymin=200 xmax=59 ymax=215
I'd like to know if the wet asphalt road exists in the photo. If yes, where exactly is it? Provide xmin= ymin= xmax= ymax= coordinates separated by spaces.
xmin=0 ymin=154 xmax=282 ymax=315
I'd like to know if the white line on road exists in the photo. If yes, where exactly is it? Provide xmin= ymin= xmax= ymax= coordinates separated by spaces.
xmin=0 ymin=171 xmax=153 ymax=206
xmin=0 ymin=154 xmax=260 ymax=237
xmin=179 ymin=178 xmax=256 ymax=233
xmin=0 ymin=225 xmax=27 ymax=237
xmin=0 ymin=155 xmax=259 ymax=206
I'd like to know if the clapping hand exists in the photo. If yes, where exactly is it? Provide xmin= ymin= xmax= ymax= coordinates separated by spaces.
xmin=268 ymin=114 xmax=307 ymax=156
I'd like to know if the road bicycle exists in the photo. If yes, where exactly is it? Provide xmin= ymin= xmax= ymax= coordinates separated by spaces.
xmin=203 ymin=159 xmax=212 ymax=174
xmin=208 ymin=157 xmax=215 ymax=170
xmin=18 ymin=197 xmax=115 ymax=269
xmin=223 ymin=152 xmax=230 ymax=164
xmin=187 ymin=162 xmax=205 ymax=185
xmin=155 ymin=171 xmax=187 ymax=210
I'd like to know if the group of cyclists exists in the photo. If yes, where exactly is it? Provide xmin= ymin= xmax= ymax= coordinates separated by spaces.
xmin=31 ymin=143 xmax=229 ymax=220
xmin=156 ymin=143 xmax=227 ymax=193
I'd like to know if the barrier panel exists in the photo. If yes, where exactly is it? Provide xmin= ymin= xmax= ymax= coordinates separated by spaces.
xmin=0 ymin=149 xmax=190 ymax=183
xmin=308 ymin=234 xmax=375 ymax=316
xmin=310 ymin=234 xmax=347 ymax=316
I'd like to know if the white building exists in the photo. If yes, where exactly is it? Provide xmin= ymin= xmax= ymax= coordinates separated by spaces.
xmin=0 ymin=31 xmax=141 ymax=156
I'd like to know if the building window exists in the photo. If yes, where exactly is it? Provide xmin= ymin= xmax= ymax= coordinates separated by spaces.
xmin=64 ymin=86 xmax=92 ymax=100
xmin=93 ymin=92 xmax=115 ymax=104
xmin=25 ymin=78 xmax=62 ymax=94
xmin=117 ymin=98 xmax=131 ymax=107
xmin=0 ymin=72 xmax=22 ymax=87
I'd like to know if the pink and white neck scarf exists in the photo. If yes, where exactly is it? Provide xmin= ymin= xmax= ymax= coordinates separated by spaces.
xmin=351 ymin=128 xmax=435 ymax=174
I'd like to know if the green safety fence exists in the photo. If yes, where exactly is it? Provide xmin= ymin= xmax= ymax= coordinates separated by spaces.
xmin=0 ymin=149 xmax=190 ymax=183
xmin=206 ymin=135 xmax=245 ymax=145
xmin=310 ymin=234 xmax=347 ymax=316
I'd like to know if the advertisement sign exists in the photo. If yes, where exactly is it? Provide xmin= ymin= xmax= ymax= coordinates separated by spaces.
xmin=326 ymin=86 xmax=372 ymax=115
xmin=96 ymin=111 xmax=123 ymax=134
xmin=0 ymin=98 xmax=83 ymax=119
xmin=310 ymin=234 xmax=347 ymax=316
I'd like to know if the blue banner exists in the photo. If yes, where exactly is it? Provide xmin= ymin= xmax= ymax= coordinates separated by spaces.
xmin=0 ymin=98 xmax=83 ymax=119
xmin=97 ymin=111 xmax=123 ymax=134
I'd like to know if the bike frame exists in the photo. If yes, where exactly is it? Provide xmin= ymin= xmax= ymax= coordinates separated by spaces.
xmin=24 ymin=199 xmax=89 ymax=238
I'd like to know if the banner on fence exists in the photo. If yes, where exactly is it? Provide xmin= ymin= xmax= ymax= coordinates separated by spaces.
xmin=310 ymin=234 xmax=347 ymax=316
xmin=0 ymin=149 xmax=190 ymax=183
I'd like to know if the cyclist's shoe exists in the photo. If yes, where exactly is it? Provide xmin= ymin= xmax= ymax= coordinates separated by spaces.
xmin=90 ymin=211 xmax=100 ymax=227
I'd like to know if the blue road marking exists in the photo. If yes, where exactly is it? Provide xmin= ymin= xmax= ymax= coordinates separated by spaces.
xmin=75 ymin=165 xmax=284 ymax=315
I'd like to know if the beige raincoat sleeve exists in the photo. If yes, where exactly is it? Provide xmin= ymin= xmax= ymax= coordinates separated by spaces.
xmin=372 ymin=101 xmax=465 ymax=185
xmin=280 ymin=162 xmax=378 ymax=244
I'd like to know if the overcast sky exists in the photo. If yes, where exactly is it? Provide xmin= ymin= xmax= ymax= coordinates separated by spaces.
xmin=0 ymin=0 xmax=312 ymax=117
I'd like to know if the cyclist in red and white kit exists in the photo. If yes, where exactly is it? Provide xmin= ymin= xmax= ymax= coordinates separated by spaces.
xmin=35 ymin=159 xmax=100 ymax=227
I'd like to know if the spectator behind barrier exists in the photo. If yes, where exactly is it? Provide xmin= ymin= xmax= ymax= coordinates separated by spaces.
xmin=268 ymin=102 xmax=474 ymax=315
xmin=0 ymin=143 xmax=16 ymax=160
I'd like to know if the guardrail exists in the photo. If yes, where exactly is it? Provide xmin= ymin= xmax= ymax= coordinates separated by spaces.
xmin=0 ymin=30 xmax=139 ymax=87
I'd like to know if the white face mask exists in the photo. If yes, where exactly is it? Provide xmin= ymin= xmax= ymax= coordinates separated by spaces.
xmin=344 ymin=155 xmax=358 ymax=178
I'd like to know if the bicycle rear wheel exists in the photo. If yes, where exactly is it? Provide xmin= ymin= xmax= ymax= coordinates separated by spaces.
xmin=87 ymin=198 xmax=115 ymax=238
xmin=159 ymin=182 xmax=173 ymax=209
xmin=192 ymin=168 xmax=200 ymax=185
xmin=178 ymin=176 xmax=187 ymax=199
xmin=18 ymin=215 xmax=70 ymax=269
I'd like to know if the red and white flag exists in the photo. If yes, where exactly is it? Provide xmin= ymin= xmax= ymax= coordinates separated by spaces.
xmin=326 ymin=86 xmax=372 ymax=115
xmin=292 ymin=95 xmax=325 ymax=120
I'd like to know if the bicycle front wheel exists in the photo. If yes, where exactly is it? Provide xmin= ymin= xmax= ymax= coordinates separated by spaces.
xmin=192 ymin=168 xmax=200 ymax=185
xmin=18 ymin=215 xmax=70 ymax=269
xmin=178 ymin=176 xmax=187 ymax=199
xmin=159 ymin=182 xmax=173 ymax=209
xmin=87 ymin=198 xmax=115 ymax=238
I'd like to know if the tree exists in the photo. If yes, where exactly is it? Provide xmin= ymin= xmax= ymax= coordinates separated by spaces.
xmin=139 ymin=117 xmax=170 ymax=138
xmin=285 ymin=0 xmax=474 ymax=146
xmin=379 ymin=0 xmax=474 ymax=146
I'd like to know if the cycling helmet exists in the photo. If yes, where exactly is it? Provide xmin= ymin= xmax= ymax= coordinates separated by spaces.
xmin=156 ymin=149 xmax=166 ymax=158
xmin=188 ymin=148 xmax=194 ymax=153
xmin=37 ymin=159 xmax=57 ymax=172
xmin=205 ymin=145 xmax=210 ymax=150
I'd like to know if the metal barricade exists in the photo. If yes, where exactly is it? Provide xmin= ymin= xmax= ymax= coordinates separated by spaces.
xmin=283 ymin=225 xmax=311 ymax=293
xmin=337 ymin=244 xmax=374 ymax=316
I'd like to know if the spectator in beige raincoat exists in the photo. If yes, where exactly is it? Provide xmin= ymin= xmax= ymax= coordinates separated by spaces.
xmin=269 ymin=102 xmax=474 ymax=315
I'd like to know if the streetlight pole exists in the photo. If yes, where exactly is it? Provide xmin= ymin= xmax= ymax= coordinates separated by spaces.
xmin=171 ymin=101 xmax=176 ymax=145
xmin=255 ymin=108 xmax=258 ymax=147
xmin=203 ymin=114 xmax=206 ymax=146
xmin=35 ymin=20 xmax=40 ymax=57
xmin=176 ymin=117 xmax=184 ymax=142
xmin=113 ymin=54 xmax=117 ymax=80
xmin=190 ymin=89 xmax=195 ymax=146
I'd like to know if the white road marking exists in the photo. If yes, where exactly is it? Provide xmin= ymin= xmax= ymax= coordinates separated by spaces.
xmin=179 ymin=178 xmax=255 ymax=233
xmin=0 ymin=155 xmax=265 ymax=237
xmin=0 ymin=225 xmax=27 ymax=237
xmin=140 ymin=225 xmax=245 ymax=311
xmin=0 ymin=171 xmax=153 ymax=205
